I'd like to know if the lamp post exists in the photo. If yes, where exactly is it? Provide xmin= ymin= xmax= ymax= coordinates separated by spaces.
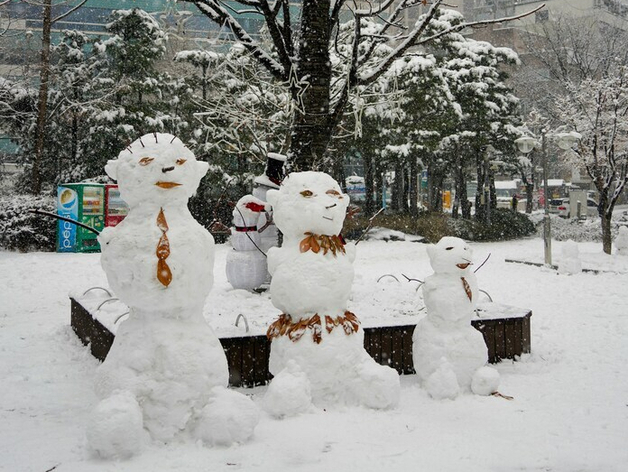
xmin=515 ymin=130 xmax=581 ymax=267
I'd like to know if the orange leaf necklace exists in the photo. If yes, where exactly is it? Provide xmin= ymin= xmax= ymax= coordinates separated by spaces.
xmin=267 ymin=311 xmax=360 ymax=344
xmin=299 ymin=232 xmax=346 ymax=256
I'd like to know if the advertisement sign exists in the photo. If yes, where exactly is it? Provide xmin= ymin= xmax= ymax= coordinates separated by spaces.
xmin=56 ymin=186 xmax=78 ymax=252
xmin=105 ymin=184 xmax=129 ymax=227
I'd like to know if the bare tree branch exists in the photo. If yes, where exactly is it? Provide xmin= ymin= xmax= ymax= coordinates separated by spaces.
xmin=52 ymin=0 xmax=89 ymax=24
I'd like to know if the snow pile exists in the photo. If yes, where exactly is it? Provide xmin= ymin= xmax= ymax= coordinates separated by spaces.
xmin=615 ymin=226 xmax=628 ymax=256
xmin=263 ymin=172 xmax=400 ymax=413
xmin=89 ymin=133 xmax=258 ymax=458
xmin=559 ymin=240 xmax=582 ymax=275
xmin=413 ymin=236 xmax=498 ymax=398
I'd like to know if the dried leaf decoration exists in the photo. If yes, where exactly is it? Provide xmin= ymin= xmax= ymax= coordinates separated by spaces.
xmin=325 ymin=311 xmax=360 ymax=335
xmin=461 ymin=276 xmax=472 ymax=302
xmin=267 ymin=311 xmax=359 ymax=344
xmin=299 ymin=233 xmax=346 ymax=256
xmin=155 ymin=208 xmax=172 ymax=287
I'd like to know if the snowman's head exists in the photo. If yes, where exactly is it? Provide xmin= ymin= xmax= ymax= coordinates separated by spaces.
xmin=266 ymin=171 xmax=349 ymax=238
xmin=427 ymin=237 xmax=474 ymax=275
xmin=105 ymin=133 xmax=209 ymax=208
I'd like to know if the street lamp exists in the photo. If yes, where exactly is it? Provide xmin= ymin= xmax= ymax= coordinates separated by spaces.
xmin=515 ymin=130 xmax=581 ymax=267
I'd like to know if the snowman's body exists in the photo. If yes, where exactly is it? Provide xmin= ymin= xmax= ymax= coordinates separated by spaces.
xmin=88 ymin=134 xmax=258 ymax=459
xmin=264 ymin=172 xmax=399 ymax=414
xmin=412 ymin=237 xmax=498 ymax=399
xmin=226 ymin=195 xmax=268 ymax=290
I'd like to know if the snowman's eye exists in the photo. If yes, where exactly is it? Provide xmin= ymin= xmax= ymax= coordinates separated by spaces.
xmin=139 ymin=157 xmax=154 ymax=166
xmin=176 ymin=158 xmax=187 ymax=166
xmin=300 ymin=190 xmax=313 ymax=198
xmin=326 ymin=189 xmax=342 ymax=198
xmin=446 ymin=247 xmax=454 ymax=250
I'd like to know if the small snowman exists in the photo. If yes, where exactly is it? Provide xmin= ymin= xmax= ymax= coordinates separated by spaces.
xmin=262 ymin=171 xmax=400 ymax=416
xmin=226 ymin=195 xmax=269 ymax=290
xmin=559 ymin=240 xmax=582 ymax=275
xmin=88 ymin=133 xmax=258 ymax=459
xmin=413 ymin=236 xmax=499 ymax=399
xmin=615 ymin=226 xmax=628 ymax=256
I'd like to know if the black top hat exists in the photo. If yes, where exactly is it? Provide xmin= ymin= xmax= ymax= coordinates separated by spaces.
xmin=255 ymin=152 xmax=286 ymax=189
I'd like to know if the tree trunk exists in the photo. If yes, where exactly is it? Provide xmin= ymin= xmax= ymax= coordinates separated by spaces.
xmin=452 ymin=151 xmax=462 ymax=219
xmin=525 ymin=182 xmax=534 ymax=213
xmin=375 ymin=165 xmax=384 ymax=210
xmin=409 ymin=157 xmax=418 ymax=216
xmin=475 ymin=157 xmax=485 ymax=222
xmin=601 ymin=213 xmax=612 ymax=255
xmin=428 ymin=165 xmax=444 ymax=212
xmin=364 ymin=153 xmax=375 ymax=216
xmin=289 ymin=0 xmax=332 ymax=172
xmin=391 ymin=161 xmax=404 ymax=211
xmin=332 ymin=156 xmax=346 ymax=193
xmin=32 ymin=0 xmax=53 ymax=195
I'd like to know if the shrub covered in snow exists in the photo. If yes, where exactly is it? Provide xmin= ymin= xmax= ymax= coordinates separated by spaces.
xmin=450 ymin=209 xmax=536 ymax=242
xmin=346 ymin=209 xmax=535 ymax=243
xmin=528 ymin=212 xmax=628 ymax=243
xmin=0 ymin=194 xmax=56 ymax=252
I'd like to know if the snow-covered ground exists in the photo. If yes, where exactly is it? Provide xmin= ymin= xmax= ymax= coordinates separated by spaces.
xmin=2 ymin=237 xmax=628 ymax=472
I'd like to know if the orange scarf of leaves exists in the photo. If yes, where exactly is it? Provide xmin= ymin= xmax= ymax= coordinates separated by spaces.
xmin=299 ymin=232 xmax=346 ymax=256
xmin=156 ymin=208 xmax=172 ymax=287
xmin=267 ymin=311 xmax=360 ymax=344
xmin=461 ymin=277 xmax=472 ymax=302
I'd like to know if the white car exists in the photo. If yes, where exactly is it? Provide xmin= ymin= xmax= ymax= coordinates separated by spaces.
xmin=556 ymin=198 xmax=599 ymax=218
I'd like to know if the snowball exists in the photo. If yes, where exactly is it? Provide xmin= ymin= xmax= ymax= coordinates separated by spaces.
xmin=425 ymin=360 xmax=460 ymax=400
xmin=471 ymin=366 xmax=501 ymax=396
xmin=194 ymin=387 xmax=260 ymax=447
xmin=263 ymin=360 xmax=312 ymax=418
xmin=352 ymin=358 xmax=401 ymax=409
xmin=266 ymin=172 xmax=349 ymax=239
xmin=87 ymin=391 xmax=145 ymax=460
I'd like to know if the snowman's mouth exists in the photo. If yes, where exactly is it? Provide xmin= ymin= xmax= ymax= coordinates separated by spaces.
xmin=323 ymin=216 xmax=334 ymax=221
xmin=155 ymin=181 xmax=181 ymax=189
xmin=456 ymin=263 xmax=471 ymax=269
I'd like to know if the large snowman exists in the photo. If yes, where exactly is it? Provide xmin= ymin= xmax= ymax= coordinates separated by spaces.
xmin=413 ymin=236 xmax=499 ymax=399
xmin=87 ymin=133 xmax=258 ymax=459
xmin=263 ymin=171 xmax=400 ymax=416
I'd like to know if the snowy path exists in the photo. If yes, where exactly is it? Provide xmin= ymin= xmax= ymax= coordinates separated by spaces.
xmin=1 ymin=238 xmax=627 ymax=472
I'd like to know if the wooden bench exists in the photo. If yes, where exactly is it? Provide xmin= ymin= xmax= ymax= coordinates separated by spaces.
xmin=70 ymin=298 xmax=531 ymax=387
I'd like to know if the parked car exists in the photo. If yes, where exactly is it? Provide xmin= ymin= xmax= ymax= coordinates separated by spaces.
xmin=549 ymin=198 xmax=598 ymax=218
xmin=548 ymin=198 xmax=568 ymax=215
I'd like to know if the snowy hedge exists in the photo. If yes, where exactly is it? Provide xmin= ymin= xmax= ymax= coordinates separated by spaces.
xmin=0 ymin=195 xmax=56 ymax=252
xmin=529 ymin=211 xmax=628 ymax=243
xmin=450 ymin=209 xmax=536 ymax=242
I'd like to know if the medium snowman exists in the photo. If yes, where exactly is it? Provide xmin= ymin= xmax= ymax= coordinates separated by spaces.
xmin=413 ymin=236 xmax=499 ymax=399
xmin=263 ymin=171 xmax=400 ymax=416
xmin=87 ymin=133 xmax=258 ymax=459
